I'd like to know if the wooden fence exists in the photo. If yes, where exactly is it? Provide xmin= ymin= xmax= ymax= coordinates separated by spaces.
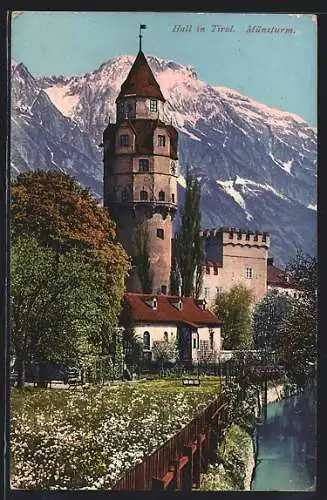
xmin=111 ymin=396 xmax=228 ymax=491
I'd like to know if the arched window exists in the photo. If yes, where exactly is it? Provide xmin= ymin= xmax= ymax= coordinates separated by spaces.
xmin=140 ymin=190 xmax=148 ymax=201
xmin=121 ymin=190 xmax=128 ymax=201
xmin=143 ymin=331 xmax=150 ymax=350
xmin=158 ymin=191 xmax=165 ymax=201
xmin=171 ymin=193 xmax=175 ymax=203
xmin=164 ymin=331 xmax=168 ymax=342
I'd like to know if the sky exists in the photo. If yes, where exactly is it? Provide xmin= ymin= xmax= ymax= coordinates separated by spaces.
xmin=11 ymin=12 xmax=317 ymax=125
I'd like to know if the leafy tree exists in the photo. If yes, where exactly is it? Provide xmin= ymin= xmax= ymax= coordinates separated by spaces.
xmin=11 ymin=235 xmax=120 ymax=387
xmin=277 ymin=251 xmax=317 ymax=386
xmin=252 ymin=291 xmax=294 ymax=351
xmin=11 ymin=170 xmax=130 ymax=286
xmin=214 ymin=284 xmax=254 ymax=350
xmin=152 ymin=339 xmax=179 ymax=373
xmin=134 ymin=221 xmax=153 ymax=293
xmin=175 ymin=169 xmax=203 ymax=298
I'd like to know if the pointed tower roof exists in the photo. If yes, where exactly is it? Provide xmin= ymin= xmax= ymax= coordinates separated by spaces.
xmin=116 ymin=51 xmax=165 ymax=102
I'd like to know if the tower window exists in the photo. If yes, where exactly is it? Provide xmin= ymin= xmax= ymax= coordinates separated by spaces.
xmin=140 ymin=190 xmax=148 ymax=201
xmin=158 ymin=191 xmax=165 ymax=201
xmin=150 ymin=99 xmax=157 ymax=112
xmin=245 ymin=267 xmax=253 ymax=279
xmin=157 ymin=228 xmax=164 ymax=239
xmin=171 ymin=193 xmax=175 ymax=203
xmin=120 ymin=135 xmax=129 ymax=147
xmin=139 ymin=159 xmax=149 ymax=172
xmin=158 ymin=135 xmax=166 ymax=147
xmin=121 ymin=190 xmax=128 ymax=201
xmin=204 ymin=287 xmax=210 ymax=299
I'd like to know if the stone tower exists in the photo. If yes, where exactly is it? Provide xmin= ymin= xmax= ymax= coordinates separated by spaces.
xmin=103 ymin=49 xmax=178 ymax=294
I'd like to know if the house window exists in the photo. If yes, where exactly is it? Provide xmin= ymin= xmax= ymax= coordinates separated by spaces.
xmin=121 ymin=190 xmax=128 ymax=201
xmin=150 ymin=99 xmax=157 ymax=112
xmin=158 ymin=135 xmax=166 ymax=147
xmin=216 ymin=287 xmax=224 ymax=295
xmin=204 ymin=287 xmax=210 ymax=299
xmin=120 ymin=135 xmax=129 ymax=147
xmin=161 ymin=285 xmax=167 ymax=295
xmin=157 ymin=228 xmax=164 ymax=239
xmin=209 ymin=330 xmax=214 ymax=350
xmin=140 ymin=190 xmax=148 ymax=201
xmin=294 ymin=293 xmax=297 ymax=299
xmin=171 ymin=193 xmax=175 ymax=203
xmin=193 ymin=337 xmax=197 ymax=349
xmin=139 ymin=159 xmax=149 ymax=172
xmin=164 ymin=331 xmax=168 ymax=342
xmin=158 ymin=191 xmax=165 ymax=201
xmin=245 ymin=267 xmax=253 ymax=279
xmin=143 ymin=331 xmax=150 ymax=350
xmin=118 ymin=102 xmax=124 ymax=115
xmin=285 ymin=291 xmax=289 ymax=295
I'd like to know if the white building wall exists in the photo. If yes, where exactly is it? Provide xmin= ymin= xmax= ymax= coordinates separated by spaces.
xmin=267 ymin=285 xmax=300 ymax=299
xmin=134 ymin=323 xmax=177 ymax=349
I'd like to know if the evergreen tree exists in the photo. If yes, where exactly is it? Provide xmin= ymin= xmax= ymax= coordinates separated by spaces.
xmin=214 ymin=284 xmax=254 ymax=350
xmin=134 ymin=221 xmax=154 ymax=293
xmin=175 ymin=169 xmax=203 ymax=297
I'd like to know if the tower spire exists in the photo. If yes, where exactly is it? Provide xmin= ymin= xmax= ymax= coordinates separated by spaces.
xmin=139 ymin=24 xmax=147 ymax=52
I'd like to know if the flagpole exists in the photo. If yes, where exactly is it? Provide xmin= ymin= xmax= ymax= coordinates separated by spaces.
xmin=139 ymin=26 xmax=142 ymax=52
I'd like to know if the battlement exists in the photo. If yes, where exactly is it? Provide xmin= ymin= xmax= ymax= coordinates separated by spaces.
xmin=200 ymin=227 xmax=270 ymax=247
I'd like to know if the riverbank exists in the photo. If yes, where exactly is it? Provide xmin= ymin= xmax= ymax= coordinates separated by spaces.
xmin=200 ymin=382 xmax=298 ymax=491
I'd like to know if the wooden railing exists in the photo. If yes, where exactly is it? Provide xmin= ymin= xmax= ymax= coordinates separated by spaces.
xmin=111 ymin=396 xmax=228 ymax=491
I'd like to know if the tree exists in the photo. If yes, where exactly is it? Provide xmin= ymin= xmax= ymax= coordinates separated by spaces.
xmin=10 ymin=171 xmax=130 ymax=386
xmin=11 ymin=170 xmax=130 ymax=286
xmin=11 ymin=235 xmax=120 ymax=387
xmin=214 ymin=284 xmax=254 ymax=350
xmin=252 ymin=291 xmax=294 ymax=351
xmin=134 ymin=221 xmax=153 ymax=293
xmin=174 ymin=169 xmax=203 ymax=298
xmin=152 ymin=340 xmax=179 ymax=373
xmin=277 ymin=251 xmax=317 ymax=386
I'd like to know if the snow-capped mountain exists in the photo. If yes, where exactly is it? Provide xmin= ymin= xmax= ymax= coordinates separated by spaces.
xmin=11 ymin=55 xmax=317 ymax=266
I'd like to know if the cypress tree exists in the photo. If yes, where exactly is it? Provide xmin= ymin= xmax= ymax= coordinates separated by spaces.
xmin=175 ymin=169 xmax=203 ymax=298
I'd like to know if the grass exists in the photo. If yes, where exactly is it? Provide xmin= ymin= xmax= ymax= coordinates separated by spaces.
xmin=10 ymin=376 xmax=222 ymax=490
xmin=200 ymin=424 xmax=253 ymax=491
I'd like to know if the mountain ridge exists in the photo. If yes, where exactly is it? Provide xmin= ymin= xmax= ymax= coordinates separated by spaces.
xmin=11 ymin=55 xmax=317 ymax=266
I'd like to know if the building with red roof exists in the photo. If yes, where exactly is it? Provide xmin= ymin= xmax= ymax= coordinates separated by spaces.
xmin=267 ymin=258 xmax=300 ymax=298
xmin=120 ymin=293 xmax=222 ymax=363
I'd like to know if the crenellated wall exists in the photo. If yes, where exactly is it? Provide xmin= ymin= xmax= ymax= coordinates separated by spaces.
xmin=201 ymin=227 xmax=270 ymax=306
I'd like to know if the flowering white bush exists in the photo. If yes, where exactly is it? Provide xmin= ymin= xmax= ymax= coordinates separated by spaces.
xmin=11 ymin=380 xmax=219 ymax=490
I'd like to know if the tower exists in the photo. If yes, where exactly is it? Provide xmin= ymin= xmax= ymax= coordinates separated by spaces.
xmin=103 ymin=41 xmax=178 ymax=294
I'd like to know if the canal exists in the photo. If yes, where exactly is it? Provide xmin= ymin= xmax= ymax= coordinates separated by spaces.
xmin=251 ymin=390 xmax=316 ymax=491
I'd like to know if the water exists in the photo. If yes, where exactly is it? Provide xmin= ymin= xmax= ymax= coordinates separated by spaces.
xmin=251 ymin=391 xmax=316 ymax=491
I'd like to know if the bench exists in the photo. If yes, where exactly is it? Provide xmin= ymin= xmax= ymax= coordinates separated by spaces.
xmin=182 ymin=379 xmax=200 ymax=386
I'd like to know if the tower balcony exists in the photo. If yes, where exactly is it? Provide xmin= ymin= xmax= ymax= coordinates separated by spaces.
xmin=111 ymin=200 xmax=178 ymax=219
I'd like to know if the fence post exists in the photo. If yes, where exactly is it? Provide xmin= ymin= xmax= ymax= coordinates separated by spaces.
xmin=183 ymin=444 xmax=195 ymax=491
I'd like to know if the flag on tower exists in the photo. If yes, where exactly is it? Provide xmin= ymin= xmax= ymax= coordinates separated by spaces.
xmin=139 ymin=25 xmax=147 ymax=51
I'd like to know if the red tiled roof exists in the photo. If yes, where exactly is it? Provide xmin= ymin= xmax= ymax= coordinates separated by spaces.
xmin=122 ymin=293 xmax=221 ymax=327
xmin=116 ymin=51 xmax=165 ymax=102
xmin=103 ymin=119 xmax=178 ymax=160
xmin=267 ymin=264 xmax=298 ymax=289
